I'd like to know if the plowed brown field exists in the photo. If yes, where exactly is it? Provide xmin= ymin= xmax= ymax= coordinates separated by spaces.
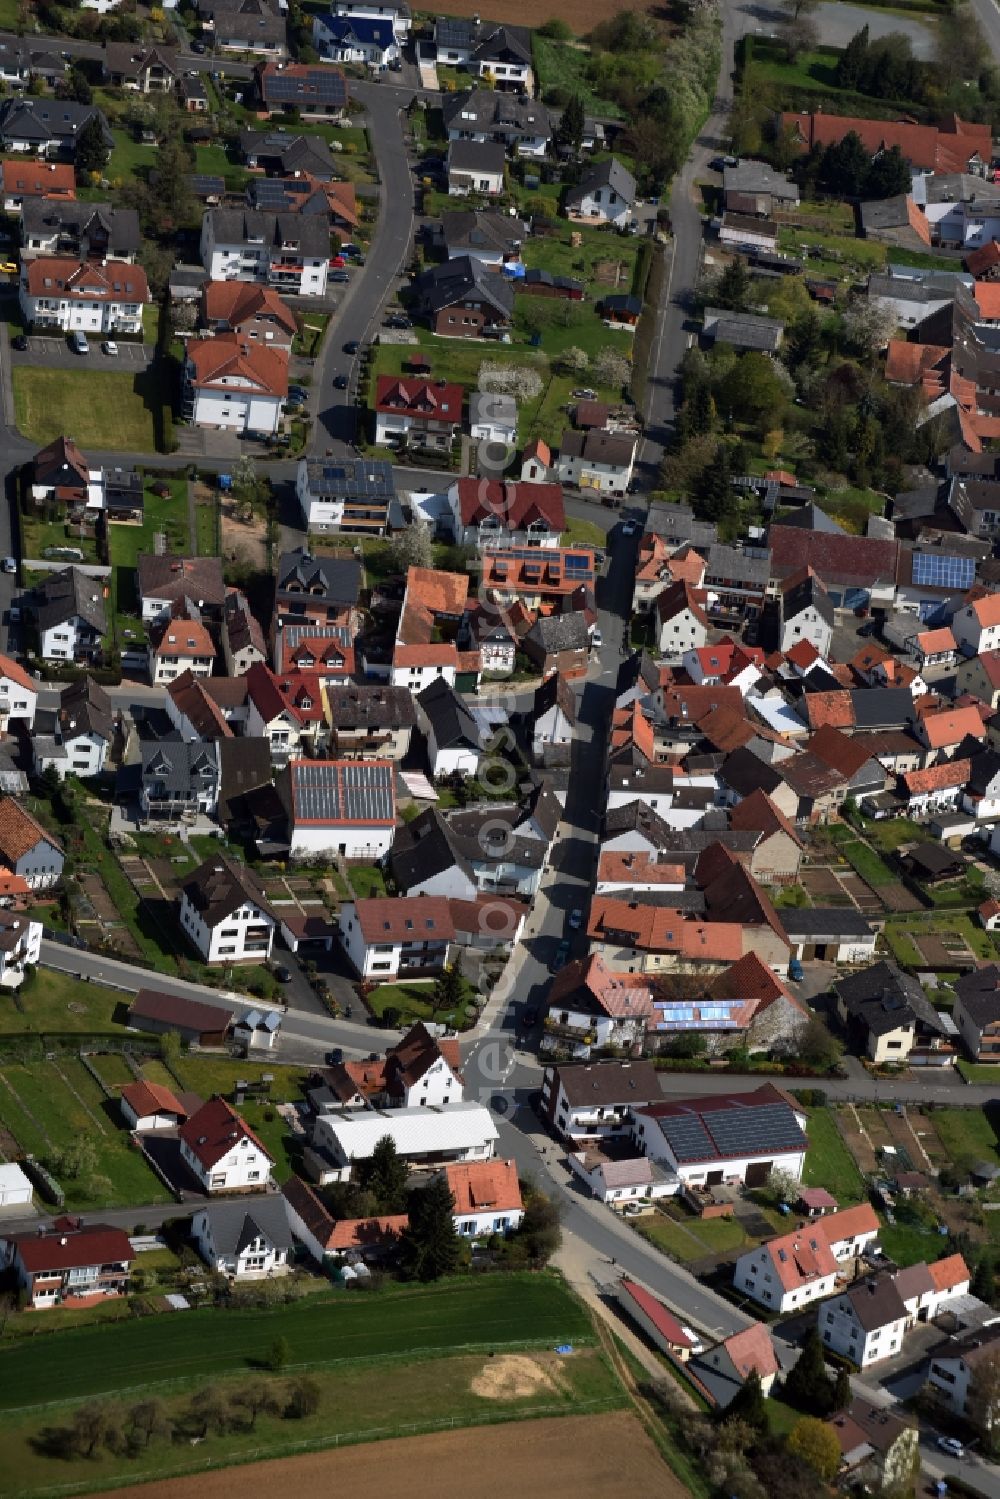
xmin=94 ymin=1412 xmax=686 ymax=1499
xmin=436 ymin=0 xmax=644 ymax=31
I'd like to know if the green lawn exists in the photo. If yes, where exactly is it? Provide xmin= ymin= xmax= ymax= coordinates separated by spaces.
xmin=1 ymin=1345 xmax=621 ymax=1497
xmin=195 ymin=496 xmax=219 ymax=556
xmin=958 ymin=1061 xmax=1000 ymax=1084
xmin=107 ymin=128 xmax=159 ymax=183
xmin=0 ymin=1057 xmax=169 ymax=1209
xmin=880 ymin=1220 xmax=944 ymax=1268
xmin=13 ymin=366 xmax=173 ymax=451
xmin=109 ymin=479 xmax=190 ymax=637
xmin=366 ymin=979 xmax=476 ymax=1031
xmin=562 ymin=515 xmax=607 ymax=547
xmin=883 ymin=911 xmax=998 ymax=965
xmin=520 ymin=228 xmax=639 ymax=296
xmin=171 ymin=1055 xmax=305 ymax=1104
xmin=531 ymin=35 xmax=624 ymax=116
xmin=0 ymin=1274 xmax=593 ymax=1412
xmin=0 ymin=968 xmax=126 ymax=1038
xmin=746 ymin=42 xmax=846 ymax=96
xmin=778 ymin=225 xmax=887 ymax=271
xmin=634 ymin=1212 xmax=704 ymax=1261
xmin=839 ymin=840 xmax=895 ymax=889
xmin=349 ymin=864 xmax=387 ymax=899
xmin=861 ymin=817 xmax=926 ymax=853
xmin=19 ymin=513 xmax=98 ymax=563
xmin=293 ymin=311 xmax=331 ymax=360
xmin=193 ymin=143 xmax=251 ymax=191
xmin=803 ymin=1107 xmax=867 ymax=1202
xmin=932 ymin=1108 xmax=1000 ymax=1171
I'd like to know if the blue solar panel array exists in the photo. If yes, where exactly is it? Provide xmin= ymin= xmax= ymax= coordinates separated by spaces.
xmin=911 ymin=552 xmax=976 ymax=591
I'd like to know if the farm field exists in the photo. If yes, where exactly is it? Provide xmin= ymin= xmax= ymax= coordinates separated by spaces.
xmin=0 ymin=1275 xmax=593 ymax=1412
xmin=72 ymin=1412 xmax=677 ymax=1499
xmin=436 ymin=0 xmax=634 ymax=33
xmin=12 ymin=367 xmax=172 ymax=451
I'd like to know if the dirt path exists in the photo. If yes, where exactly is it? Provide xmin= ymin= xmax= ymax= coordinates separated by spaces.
xmin=87 ymin=1412 xmax=686 ymax=1499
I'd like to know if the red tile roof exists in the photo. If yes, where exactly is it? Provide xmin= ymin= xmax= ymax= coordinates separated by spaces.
xmin=0 ymin=653 xmax=36 ymax=695
xmin=202 ymin=280 xmax=297 ymax=338
xmin=967 ymin=239 xmax=1000 ymax=277
xmin=764 ymin=1225 xmax=838 ymax=1292
xmin=967 ymin=591 xmax=1000 ymax=628
xmin=454 ymin=478 xmax=565 ymax=531
xmin=375 ymin=376 xmax=463 ymax=423
xmin=178 ymin=1096 xmax=273 ymax=1170
xmin=803 ymin=691 xmax=855 ymax=731
xmin=1 ymin=159 xmax=75 ymax=198
xmin=902 ymin=757 xmax=971 ymax=795
xmin=921 ymin=705 xmax=982 ymax=748
xmin=354 ymin=895 xmax=455 ymax=944
xmin=729 ymin=787 xmax=804 ymax=846
xmin=722 ymin=1323 xmax=780 ymax=1381
xmin=327 ymin=1214 xmax=408 ymax=1251
xmin=618 ymin=1278 xmax=694 ymax=1348
xmin=186 ymin=332 xmax=288 ymax=398
xmin=11 ymin=1219 xmax=134 ymax=1274
xmin=769 ymin=525 xmax=898 ymax=587
xmin=884 ymin=339 xmax=950 ymax=397
xmin=152 ymin=618 xmax=215 ymax=661
xmin=442 ymin=1158 xmax=522 ymax=1216
xmin=24 ymin=256 xmax=147 ymax=302
xmin=119 ymin=1080 xmax=187 ymax=1120
xmin=818 ymin=1203 xmax=880 ymax=1244
xmin=929 ymin=1252 xmax=970 ymax=1292
xmin=781 ymin=111 xmax=991 ymax=174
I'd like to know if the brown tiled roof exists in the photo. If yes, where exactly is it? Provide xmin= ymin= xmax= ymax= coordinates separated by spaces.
xmin=24 ymin=256 xmax=147 ymax=301
xmin=138 ymin=554 xmax=225 ymax=607
xmin=769 ymin=525 xmax=898 ymax=587
xmin=781 ymin=110 xmax=991 ymax=174
xmin=354 ymin=895 xmax=455 ymax=944
xmin=120 ymin=1079 xmax=187 ymax=1120
xmin=186 ymin=332 xmax=288 ymax=398
xmin=903 ymin=758 xmax=971 ymax=794
xmin=179 ymin=1096 xmax=273 ymax=1170
xmin=11 ymin=1219 xmax=134 ymax=1274
xmin=729 ymin=788 xmax=803 ymax=846
xmin=441 ymin=1158 xmax=522 ymax=1215
xmin=722 ymin=1323 xmax=780 ymax=1380
xmin=0 ymin=797 xmax=61 ymax=866
xmin=804 ymin=691 xmax=855 ymax=731
xmin=202 ymin=280 xmax=297 ymax=338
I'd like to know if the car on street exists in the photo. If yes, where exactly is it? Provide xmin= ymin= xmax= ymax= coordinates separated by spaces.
xmin=334 ymin=372 xmax=349 ymax=389
xmin=936 ymin=1437 xmax=964 ymax=1458
xmin=191 ymin=38 xmax=207 ymax=52
xmin=591 ymin=627 xmax=603 ymax=649
xmin=568 ymin=908 xmax=583 ymax=930
xmin=101 ymin=340 xmax=119 ymax=357
xmin=384 ymin=314 xmax=412 ymax=329
xmin=0 ymin=261 xmax=17 ymax=275
xmin=340 ymin=243 xmax=361 ymax=257
xmin=70 ymin=332 xmax=90 ymax=355
xmin=621 ymin=520 xmax=638 ymax=536
xmin=273 ymin=965 xmax=293 ymax=984
xmin=2 ymin=558 xmax=15 ymax=575
xmin=11 ymin=335 xmax=27 ymax=352
xmin=288 ymin=386 xmax=308 ymax=403
xmin=330 ymin=270 xmax=350 ymax=283
xmin=550 ymin=939 xmax=571 ymax=973
xmin=329 ymin=255 xmax=346 ymax=267
xmin=343 ymin=339 xmax=360 ymax=354
xmin=326 ymin=1048 xmax=344 ymax=1066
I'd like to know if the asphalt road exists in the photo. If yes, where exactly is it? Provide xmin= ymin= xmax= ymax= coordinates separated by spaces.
xmin=970 ymin=0 xmax=1000 ymax=64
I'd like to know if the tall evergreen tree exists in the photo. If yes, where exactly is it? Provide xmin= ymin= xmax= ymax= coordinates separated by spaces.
xmin=783 ymin=1326 xmax=836 ymax=1415
xmin=359 ymin=1134 xmax=409 ymax=1213
xmin=431 ymin=955 xmax=465 ymax=1018
xmin=835 ymin=24 xmax=869 ymax=88
xmin=832 ymin=1363 xmax=852 ymax=1411
xmin=75 ymin=113 xmax=109 ymax=178
xmin=400 ymin=1176 xmax=460 ymax=1281
xmin=715 ymin=257 xmax=751 ymax=312
xmin=557 ymin=93 xmax=585 ymax=155
xmin=724 ymin=1369 xmax=768 ymax=1431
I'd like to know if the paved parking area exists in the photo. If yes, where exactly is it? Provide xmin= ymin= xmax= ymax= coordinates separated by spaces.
xmin=13 ymin=335 xmax=152 ymax=368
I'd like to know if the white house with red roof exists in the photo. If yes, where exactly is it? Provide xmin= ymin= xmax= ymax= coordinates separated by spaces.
xmin=183 ymin=332 xmax=288 ymax=436
xmin=733 ymin=1224 xmax=841 ymax=1314
xmin=446 ymin=478 xmax=565 ymax=549
xmin=339 ymin=895 xmax=456 ymax=980
xmin=276 ymin=757 xmax=397 ymax=860
xmin=0 ymin=654 xmax=36 ymax=731
xmin=1 ymin=1215 xmax=135 ymax=1307
xmin=698 ymin=1324 xmax=780 ymax=1403
xmin=245 ymin=661 xmax=330 ymax=763
xmin=20 ymin=257 xmax=147 ymax=334
xmin=437 ymin=1158 xmax=524 ymax=1236
xmin=179 ymin=1097 xmax=274 ymax=1193
xmin=615 ymin=1278 xmax=697 ymax=1360
xmin=119 ymin=1079 xmax=189 ymax=1131
xmin=382 ymin=1021 xmax=465 ymax=1109
xmin=656 ymin=580 xmax=710 ymax=661
xmin=952 ymin=591 xmax=1000 ymax=657
xmin=374 ymin=375 xmax=464 ymax=451
xmin=682 ymin=638 xmax=764 ymax=695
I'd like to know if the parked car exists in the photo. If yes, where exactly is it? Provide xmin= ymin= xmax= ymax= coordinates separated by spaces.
xmin=343 ymin=339 xmax=360 ymax=354
xmin=591 ymin=628 xmax=603 ymax=649
xmin=11 ymin=334 xmax=27 ymax=352
xmin=326 ymin=1048 xmax=344 ymax=1066
xmin=788 ymin=957 xmax=804 ymax=982
xmin=70 ymin=332 xmax=90 ymax=355
xmin=191 ymin=38 xmax=207 ymax=52
xmin=273 ymin=965 xmax=293 ymax=984
xmin=329 ymin=254 xmax=346 ymax=267
xmin=550 ymin=939 xmax=571 ymax=973
xmin=330 ymin=270 xmax=350 ymax=283
xmin=1 ymin=558 xmax=15 ymax=575
xmin=936 ymin=1437 xmax=964 ymax=1458
xmin=571 ymin=387 xmax=597 ymax=400
xmin=384 ymin=314 xmax=412 ymax=329
xmin=101 ymin=340 xmax=119 ymax=357
xmin=567 ymin=908 xmax=583 ymax=930
xmin=333 ymin=373 xmax=349 ymax=389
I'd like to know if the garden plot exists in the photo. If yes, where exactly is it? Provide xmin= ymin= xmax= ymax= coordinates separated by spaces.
xmin=838 ymin=871 xmax=884 ymax=911
xmin=832 ymin=1106 xmax=880 ymax=1175
xmin=913 ymin=931 xmax=975 ymax=969
xmin=801 ymin=866 xmax=856 ymax=904
xmin=878 ymin=883 xmax=924 ymax=914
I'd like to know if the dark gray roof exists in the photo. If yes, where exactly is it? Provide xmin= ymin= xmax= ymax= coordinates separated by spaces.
xmin=850 ymin=688 xmax=915 ymax=730
xmin=20 ymin=199 xmax=140 ymax=258
xmin=641 ymin=1091 xmax=808 ymax=1164
xmin=835 ymin=960 xmax=943 ymax=1037
xmin=391 ymin=805 xmax=475 ymax=892
xmin=533 ymin=671 xmax=576 ymax=728
xmin=59 ymin=675 xmax=113 ymax=743
xmin=954 ymin=965 xmax=1000 ymax=1028
xmin=566 ymin=155 xmax=636 ymax=209
xmin=299 ymin=458 xmax=394 ymax=501
xmin=442 ymin=88 xmax=549 ymax=141
xmin=447 ymin=138 xmax=507 ymax=177
xmin=720 ymin=747 xmax=782 ymax=798
xmin=780 ymin=908 xmax=874 ymax=940
xmin=326 ymin=684 xmax=416 ymax=730
xmin=705 ymin=543 xmax=771 ymax=585
xmin=415 ymin=254 xmax=514 ymax=318
xmin=30 ymin=567 xmax=106 ymax=634
xmin=141 ymin=741 xmax=220 ymax=797
xmin=217 ymin=737 xmax=273 ymax=824
xmin=471 ymin=23 xmax=530 ymax=64
xmin=199 ymin=1195 xmax=293 ymax=1257
xmin=525 ymin=611 xmax=590 ymax=653
xmin=438 ymin=209 xmax=527 ymax=256
xmin=723 ymin=160 xmax=799 ymax=200
xmin=776 ymin=504 xmax=846 ymax=535
xmin=205 ymin=206 xmax=329 ymax=259
xmin=0 ymin=98 xmax=111 ymax=149
xmin=276 ymin=548 xmax=361 ymax=610
xmin=417 ymin=677 xmax=482 ymax=751
xmin=703 ymin=306 xmax=784 ymax=353
xmin=846 ymin=1276 xmax=907 ymax=1332
xmin=551 ymin=1059 xmax=661 ymax=1108
xmin=239 ymin=129 xmax=334 ymax=179
xmin=783 ymin=573 xmax=835 ymax=630
xmin=258 ymin=65 xmax=347 ymax=109
xmin=202 ymin=0 xmax=286 ymax=44
xmin=182 ymin=852 xmax=273 ymax=927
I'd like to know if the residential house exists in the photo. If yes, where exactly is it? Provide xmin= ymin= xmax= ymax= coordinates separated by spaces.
xmin=201 ymin=281 xmax=297 ymax=350
xmin=780 ymin=569 xmax=834 ymax=657
xmin=182 ymin=333 xmax=288 ymax=436
xmin=827 ymin=1401 xmax=920 ymax=1493
xmin=149 ymin=616 xmax=217 ymax=686
xmin=436 ymin=209 xmax=527 ymax=268
xmin=723 ymin=159 xmax=800 ymax=209
xmin=728 ymin=790 xmax=804 ymax=885
xmin=222 ymin=588 xmax=267 ymax=675
xmin=522 ymin=611 xmax=590 ymax=679
xmin=768 ymin=525 xmax=899 ymax=612
xmin=381 ymin=1022 xmax=465 ymax=1108
xmin=374 ymin=376 xmax=464 ymax=451
xmin=415 ymin=254 xmax=514 ymax=338
xmin=702 ymin=306 xmax=784 ymax=355
xmin=443 ymin=89 xmax=550 ymax=157
xmin=953 ymin=965 xmax=1000 ymax=1061
xmin=200 ymin=209 xmax=329 ymax=298
xmin=391 ymin=566 xmax=470 ymax=692
xmin=469 ymin=390 xmax=517 ymax=445
xmin=447 ymin=139 xmax=506 ymax=197
xmin=274 ymin=547 xmax=361 ymax=632
xmin=952 ymin=591 xmax=1000 ymax=656
xmin=32 ymin=675 xmax=113 ymax=781
xmin=781 ymin=110 xmax=992 ymax=176
xmin=556 ymin=429 xmax=637 ymax=496
xmin=179 ymin=855 xmax=275 ymax=965
xmin=916 ymin=703 xmax=984 ymax=758
xmin=178 ymin=1096 xmax=274 ymax=1192
xmin=540 ymin=1060 xmax=662 ymax=1144
xmin=164 ymin=673 xmax=234 ymax=744
xmin=956 ymin=650 xmax=1000 ymax=709
xmin=1 ymin=158 xmax=75 ymax=212
xmin=312 ymin=11 xmax=399 ymax=66
xmin=531 ymin=672 xmax=576 ymax=766
xmin=282 ymin=1175 xmax=405 ymax=1264
xmin=927 ymin=1323 xmax=1000 ymax=1431
xmin=655 ymin=580 xmax=710 ymax=662
xmin=103 ymin=44 xmax=179 ymax=92
xmin=295 ymin=456 xmax=395 ymax=533
xmin=119 ymin=1079 xmax=189 ymax=1131
xmin=416 ymin=677 xmax=485 ymax=778
xmin=326 ymin=684 xmax=416 ymax=760
xmin=834 ymin=961 xmax=954 ymax=1065
xmin=564 ymin=157 xmax=636 ymax=228
xmin=0 ymin=98 xmax=112 ymax=159
xmin=631 ymin=1085 xmax=808 ymax=1191
xmin=126 ymin=988 xmax=234 ymax=1047
xmin=191 ymin=1198 xmax=293 ymax=1280
xmin=0 ymin=796 xmax=63 ymax=890
xmin=254 ymin=60 xmax=348 ymax=119
xmin=311 ymin=1101 xmax=498 ymax=1181
xmin=273 ymin=626 xmax=353 ymax=686
xmin=434 ymin=17 xmax=531 ymax=88
xmin=20 ymin=257 xmax=147 ymax=335
xmin=0 ymin=654 xmax=36 ymax=733
xmin=200 ymin=0 xmax=287 ymax=56
xmin=138 ymin=555 xmax=225 ymax=624
xmin=19 ymin=200 xmax=139 ymax=262
xmin=896 ymin=757 xmax=971 ymax=818
xmin=239 ymin=129 xmax=335 ymax=179
xmin=821 ymin=1255 xmax=970 ymax=1367
xmin=1 ymin=1217 xmax=134 ymax=1307
xmin=245 ymin=661 xmax=329 ymax=762
xmin=275 ymin=757 xmax=396 ymax=860
xmin=733 ymin=1225 xmax=840 ymax=1314
xmin=139 ymin=741 xmax=221 ymax=822
xmin=339 ymin=895 xmax=455 ymax=980
xmin=448 ymin=478 xmax=564 ymax=548
xmin=0 ymin=911 xmax=42 ymax=989
xmin=441 ymin=1159 xmax=524 ymax=1237
xmin=695 ymin=1325 xmax=781 ymax=1406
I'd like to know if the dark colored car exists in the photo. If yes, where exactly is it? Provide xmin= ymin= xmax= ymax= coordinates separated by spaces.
xmin=522 ymin=1006 xmax=539 ymax=1028
xmin=191 ymin=38 xmax=207 ymax=52
xmin=550 ymin=939 xmax=571 ymax=973
xmin=326 ymin=1047 xmax=344 ymax=1066
xmin=384 ymin=314 xmax=412 ymax=329
xmin=273 ymin=965 xmax=293 ymax=984
xmin=11 ymin=334 xmax=27 ymax=351
xmin=334 ymin=373 xmax=349 ymax=389
xmin=343 ymin=339 xmax=360 ymax=354
xmin=330 ymin=270 xmax=350 ymax=283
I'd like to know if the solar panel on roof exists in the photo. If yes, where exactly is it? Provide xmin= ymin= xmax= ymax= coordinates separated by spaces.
xmin=911 ymin=552 xmax=976 ymax=590
xmin=658 ymin=1114 xmax=715 ymax=1162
